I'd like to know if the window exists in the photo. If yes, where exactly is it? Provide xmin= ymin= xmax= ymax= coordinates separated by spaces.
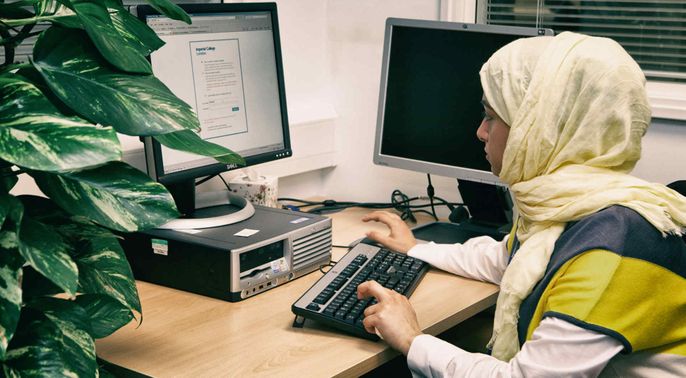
xmin=479 ymin=1 xmax=685 ymax=82
xmin=475 ymin=0 xmax=686 ymax=119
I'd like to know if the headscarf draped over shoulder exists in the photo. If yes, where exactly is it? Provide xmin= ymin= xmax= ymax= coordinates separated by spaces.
xmin=479 ymin=31 xmax=686 ymax=361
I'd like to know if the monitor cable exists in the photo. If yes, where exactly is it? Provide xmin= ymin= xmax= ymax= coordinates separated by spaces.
xmin=279 ymin=189 xmax=462 ymax=221
xmin=426 ymin=174 xmax=439 ymax=221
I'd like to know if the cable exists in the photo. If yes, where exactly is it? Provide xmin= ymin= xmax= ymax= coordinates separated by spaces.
xmin=426 ymin=174 xmax=438 ymax=221
xmin=217 ymin=173 xmax=231 ymax=191
xmin=391 ymin=189 xmax=416 ymax=222
xmin=194 ymin=173 xmax=232 ymax=191
xmin=279 ymin=190 xmax=463 ymax=221
xmin=195 ymin=174 xmax=217 ymax=186
xmin=319 ymin=261 xmax=337 ymax=274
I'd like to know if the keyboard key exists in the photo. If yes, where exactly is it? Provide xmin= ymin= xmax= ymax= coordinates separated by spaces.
xmin=307 ymin=303 xmax=321 ymax=311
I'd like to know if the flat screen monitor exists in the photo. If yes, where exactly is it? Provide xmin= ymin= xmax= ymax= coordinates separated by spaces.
xmin=136 ymin=3 xmax=290 ymax=227
xmin=373 ymin=19 xmax=553 ymax=187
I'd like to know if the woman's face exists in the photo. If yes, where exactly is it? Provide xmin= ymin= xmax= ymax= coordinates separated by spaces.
xmin=476 ymin=99 xmax=510 ymax=176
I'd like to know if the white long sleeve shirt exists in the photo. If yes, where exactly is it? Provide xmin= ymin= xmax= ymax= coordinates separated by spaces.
xmin=405 ymin=236 xmax=625 ymax=377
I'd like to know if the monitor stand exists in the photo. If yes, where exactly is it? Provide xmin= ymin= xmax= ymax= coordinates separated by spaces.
xmin=412 ymin=179 xmax=513 ymax=244
xmin=156 ymin=179 xmax=255 ymax=230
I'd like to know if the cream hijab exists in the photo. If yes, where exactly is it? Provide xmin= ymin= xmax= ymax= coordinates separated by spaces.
xmin=479 ymin=32 xmax=686 ymax=360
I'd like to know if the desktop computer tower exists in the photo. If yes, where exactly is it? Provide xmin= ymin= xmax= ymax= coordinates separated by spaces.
xmin=120 ymin=206 xmax=332 ymax=302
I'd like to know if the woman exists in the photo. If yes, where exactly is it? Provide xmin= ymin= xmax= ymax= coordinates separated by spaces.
xmin=357 ymin=31 xmax=686 ymax=377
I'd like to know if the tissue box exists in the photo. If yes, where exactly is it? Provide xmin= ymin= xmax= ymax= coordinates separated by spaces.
xmin=228 ymin=174 xmax=278 ymax=208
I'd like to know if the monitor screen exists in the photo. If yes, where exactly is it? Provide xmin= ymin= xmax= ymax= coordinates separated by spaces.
xmin=373 ymin=19 xmax=553 ymax=186
xmin=138 ymin=3 xmax=291 ymax=185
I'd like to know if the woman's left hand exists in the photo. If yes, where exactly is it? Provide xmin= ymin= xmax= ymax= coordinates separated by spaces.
xmin=357 ymin=280 xmax=423 ymax=355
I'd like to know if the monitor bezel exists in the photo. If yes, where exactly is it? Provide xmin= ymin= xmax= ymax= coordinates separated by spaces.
xmin=137 ymin=2 xmax=292 ymax=185
xmin=372 ymin=18 xmax=553 ymax=187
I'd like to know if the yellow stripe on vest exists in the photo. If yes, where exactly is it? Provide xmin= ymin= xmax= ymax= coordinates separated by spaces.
xmin=527 ymin=249 xmax=686 ymax=354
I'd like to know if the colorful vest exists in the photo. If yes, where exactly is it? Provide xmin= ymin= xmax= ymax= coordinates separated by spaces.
xmin=512 ymin=206 xmax=686 ymax=371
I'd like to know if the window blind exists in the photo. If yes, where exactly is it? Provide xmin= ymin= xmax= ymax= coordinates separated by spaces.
xmin=479 ymin=0 xmax=686 ymax=83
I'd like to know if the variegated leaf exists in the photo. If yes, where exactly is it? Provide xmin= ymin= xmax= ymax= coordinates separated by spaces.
xmin=155 ymin=130 xmax=246 ymax=165
xmin=32 ymin=26 xmax=200 ymax=136
xmin=17 ymin=217 xmax=79 ymax=296
xmin=3 ymin=304 xmax=96 ymax=377
xmin=73 ymin=234 xmax=141 ymax=316
xmin=0 ymin=244 xmax=24 ymax=360
xmin=74 ymin=294 xmax=134 ymax=338
xmin=17 ymin=195 xmax=140 ymax=313
xmin=68 ymin=0 xmax=152 ymax=74
xmin=0 ymin=76 xmax=121 ymax=172
xmin=18 ymin=195 xmax=141 ymax=316
xmin=35 ymin=0 xmax=73 ymax=17
xmin=145 ymin=0 xmax=191 ymax=24
xmin=105 ymin=0 xmax=164 ymax=55
xmin=40 ymin=0 xmax=82 ymax=29
xmin=31 ymin=161 xmax=178 ymax=232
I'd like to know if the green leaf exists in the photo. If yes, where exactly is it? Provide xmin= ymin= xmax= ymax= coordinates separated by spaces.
xmin=30 ymin=161 xmax=178 ymax=232
xmin=68 ymin=0 xmax=152 ymax=74
xmin=0 ymin=76 xmax=121 ymax=172
xmin=105 ymin=0 xmax=164 ymax=55
xmin=145 ymin=0 xmax=191 ymax=24
xmin=17 ymin=216 xmax=79 ymax=296
xmin=52 ymin=14 xmax=83 ymax=29
xmin=35 ymin=0 xmax=72 ymax=16
xmin=0 ymin=244 xmax=24 ymax=359
xmin=17 ymin=196 xmax=140 ymax=313
xmin=75 ymin=294 xmax=133 ymax=338
xmin=73 ymin=233 xmax=141 ymax=315
xmin=155 ymin=130 xmax=246 ymax=166
xmin=4 ymin=305 xmax=96 ymax=377
xmin=32 ymin=26 xmax=200 ymax=136
xmin=27 ymin=296 xmax=94 ymax=338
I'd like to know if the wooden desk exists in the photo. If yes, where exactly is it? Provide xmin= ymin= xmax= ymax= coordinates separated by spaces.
xmin=96 ymin=207 xmax=499 ymax=377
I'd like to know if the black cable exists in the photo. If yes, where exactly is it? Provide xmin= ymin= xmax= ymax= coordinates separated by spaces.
xmin=195 ymin=174 xmax=217 ymax=186
xmin=279 ymin=191 xmax=463 ymax=218
xmin=426 ymin=174 xmax=438 ymax=221
xmin=217 ymin=173 xmax=231 ymax=191
xmin=194 ymin=173 xmax=231 ymax=191
xmin=319 ymin=261 xmax=337 ymax=274
xmin=391 ymin=189 xmax=416 ymax=222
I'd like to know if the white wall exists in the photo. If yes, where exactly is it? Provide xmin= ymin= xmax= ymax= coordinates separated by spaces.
xmin=320 ymin=0 xmax=458 ymax=209
xmin=11 ymin=0 xmax=686 ymax=212
xmin=277 ymin=0 xmax=686 ymax=211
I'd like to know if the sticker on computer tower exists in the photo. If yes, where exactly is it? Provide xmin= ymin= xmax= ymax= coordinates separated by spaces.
xmin=151 ymin=239 xmax=168 ymax=256
xmin=271 ymin=257 xmax=289 ymax=274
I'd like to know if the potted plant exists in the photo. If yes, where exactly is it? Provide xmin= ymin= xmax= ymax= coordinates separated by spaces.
xmin=0 ymin=0 xmax=242 ymax=375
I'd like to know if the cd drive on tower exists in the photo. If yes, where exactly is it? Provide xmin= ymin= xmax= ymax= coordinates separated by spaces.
xmin=120 ymin=206 xmax=332 ymax=302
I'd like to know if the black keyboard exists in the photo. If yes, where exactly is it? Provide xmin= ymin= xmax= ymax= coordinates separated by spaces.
xmin=291 ymin=243 xmax=429 ymax=340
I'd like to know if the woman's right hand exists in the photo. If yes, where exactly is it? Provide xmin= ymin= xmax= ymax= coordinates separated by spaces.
xmin=362 ymin=211 xmax=417 ymax=253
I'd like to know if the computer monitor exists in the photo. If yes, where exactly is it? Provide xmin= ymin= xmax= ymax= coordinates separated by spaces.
xmin=137 ymin=3 xmax=291 ymax=228
xmin=374 ymin=19 xmax=553 ymax=185
xmin=373 ymin=19 xmax=553 ymax=227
